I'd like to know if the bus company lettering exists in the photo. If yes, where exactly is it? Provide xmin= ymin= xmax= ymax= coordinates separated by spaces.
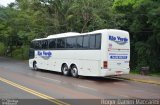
xmin=109 ymin=35 xmax=128 ymax=45
xmin=37 ymin=51 xmax=52 ymax=59
xmin=109 ymin=53 xmax=128 ymax=60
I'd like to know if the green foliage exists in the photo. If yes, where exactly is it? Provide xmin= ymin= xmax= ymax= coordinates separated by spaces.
xmin=12 ymin=45 xmax=29 ymax=60
xmin=22 ymin=45 xmax=29 ymax=60
xmin=12 ymin=49 xmax=23 ymax=59
xmin=113 ymin=0 xmax=160 ymax=73
xmin=0 ymin=42 xmax=6 ymax=56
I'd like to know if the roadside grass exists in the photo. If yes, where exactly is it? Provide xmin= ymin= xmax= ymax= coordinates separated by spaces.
xmin=6 ymin=45 xmax=29 ymax=60
xmin=130 ymin=70 xmax=139 ymax=74
xmin=150 ymin=73 xmax=160 ymax=77
xmin=130 ymin=70 xmax=160 ymax=77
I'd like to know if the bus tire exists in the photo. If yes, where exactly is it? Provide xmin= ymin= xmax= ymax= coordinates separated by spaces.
xmin=71 ymin=65 xmax=78 ymax=78
xmin=33 ymin=61 xmax=38 ymax=71
xmin=61 ymin=64 xmax=70 ymax=76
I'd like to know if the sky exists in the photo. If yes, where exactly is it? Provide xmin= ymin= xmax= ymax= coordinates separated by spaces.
xmin=0 ymin=0 xmax=15 ymax=7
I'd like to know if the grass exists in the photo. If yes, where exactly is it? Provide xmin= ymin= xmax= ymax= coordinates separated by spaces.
xmin=130 ymin=70 xmax=160 ymax=77
xmin=130 ymin=70 xmax=139 ymax=74
xmin=150 ymin=73 xmax=160 ymax=77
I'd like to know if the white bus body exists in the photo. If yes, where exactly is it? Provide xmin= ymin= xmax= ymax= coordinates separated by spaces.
xmin=29 ymin=29 xmax=130 ymax=77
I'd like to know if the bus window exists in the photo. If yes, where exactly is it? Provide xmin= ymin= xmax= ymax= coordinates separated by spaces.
xmin=35 ymin=41 xmax=41 ymax=49
xmin=66 ymin=37 xmax=76 ymax=48
xmin=41 ymin=40 xmax=48 ymax=49
xmin=95 ymin=34 xmax=101 ymax=49
xmin=83 ymin=35 xmax=89 ymax=48
xmin=77 ymin=36 xmax=83 ymax=48
xmin=57 ymin=38 xmax=65 ymax=48
xmin=89 ymin=35 xmax=96 ymax=49
xmin=49 ymin=39 xmax=57 ymax=49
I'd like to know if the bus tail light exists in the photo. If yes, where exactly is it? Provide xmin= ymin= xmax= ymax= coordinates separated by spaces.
xmin=103 ymin=61 xmax=108 ymax=69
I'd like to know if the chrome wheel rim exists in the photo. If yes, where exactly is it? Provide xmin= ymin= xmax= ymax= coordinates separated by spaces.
xmin=33 ymin=63 xmax=37 ymax=70
xmin=72 ymin=67 xmax=78 ymax=77
xmin=63 ymin=66 xmax=68 ymax=75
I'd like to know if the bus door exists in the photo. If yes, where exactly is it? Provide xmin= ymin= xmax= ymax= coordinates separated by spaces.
xmin=29 ymin=48 xmax=35 ymax=59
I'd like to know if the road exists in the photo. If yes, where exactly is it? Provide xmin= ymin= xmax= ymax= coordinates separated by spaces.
xmin=0 ymin=57 xmax=160 ymax=105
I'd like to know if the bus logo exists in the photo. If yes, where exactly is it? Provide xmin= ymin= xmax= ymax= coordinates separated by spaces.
xmin=109 ymin=35 xmax=128 ymax=45
xmin=37 ymin=51 xmax=52 ymax=59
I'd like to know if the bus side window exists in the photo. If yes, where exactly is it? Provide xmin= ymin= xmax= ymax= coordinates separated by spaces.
xmin=41 ymin=40 xmax=48 ymax=49
xmin=89 ymin=35 xmax=96 ymax=49
xmin=95 ymin=34 xmax=101 ymax=49
xmin=57 ymin=38 xmax=65 ymax=48
xmin=35 ymin=41 xmax=41 ymax=49
xmin=76 ymin=36 xmax=83 ymax=48
xmin=66 ymin=37 xmax=76 ymax=48
xmin=83 ymin=35 xmax=89 ymax=49
xmin=49 ymin=39 xmax=56 ymax=49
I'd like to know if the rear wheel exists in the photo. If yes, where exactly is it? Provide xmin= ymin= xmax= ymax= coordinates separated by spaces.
xmin=71 ymin=65 xmax=78 ymax=78
xmin=62 ymin=64 xmax=70 ymax=76
xmin=33 ymin=62 xmax=38 ymax=71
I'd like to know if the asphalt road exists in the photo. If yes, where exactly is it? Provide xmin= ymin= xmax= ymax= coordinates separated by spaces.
xmin=0 ymin=57 xmax=160 ymax=105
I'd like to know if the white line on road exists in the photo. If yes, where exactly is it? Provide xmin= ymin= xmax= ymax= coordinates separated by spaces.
xmin=36 ymin=75 xmax=61 ymax=83
xmin=77 ymin=84 xmax=97 ymax=91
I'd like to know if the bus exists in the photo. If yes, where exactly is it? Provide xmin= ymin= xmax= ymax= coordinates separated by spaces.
xmin=29 ymin=29 xmax=130 ymax=77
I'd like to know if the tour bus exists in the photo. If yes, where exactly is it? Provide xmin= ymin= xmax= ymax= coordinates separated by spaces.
xmin=29 ymin=29 xmax=130 ymax=77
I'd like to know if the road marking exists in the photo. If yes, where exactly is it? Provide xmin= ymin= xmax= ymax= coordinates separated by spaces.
xmin=36 ymin=75 xmax=61 ymax=83
xmin=0 ymin=77 xmax=69 ymax=105
xmin=77 ymin=85 xmax=97 ymax=91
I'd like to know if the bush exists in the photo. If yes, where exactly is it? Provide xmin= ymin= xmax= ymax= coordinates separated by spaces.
xmin=12 ymin=45 xmax=29 ymax=60
xmin=12 ymin=48 xmax=23 ymax=59
xmin=22 ymin=45 xmax=29 ymax=60
xmin=0 ymin=42 xmax=6 ymax=56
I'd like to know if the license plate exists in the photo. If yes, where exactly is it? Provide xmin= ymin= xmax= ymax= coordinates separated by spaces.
xmin=115 ymin=71 xmax=123 ymax=75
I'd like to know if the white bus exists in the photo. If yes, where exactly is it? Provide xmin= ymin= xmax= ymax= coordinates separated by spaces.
xmin=29 ymin=29 xmax=130 ymax=77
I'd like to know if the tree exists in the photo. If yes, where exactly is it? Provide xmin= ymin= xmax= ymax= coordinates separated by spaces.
xmin=113 ymin=0 xmax=160 ymax=72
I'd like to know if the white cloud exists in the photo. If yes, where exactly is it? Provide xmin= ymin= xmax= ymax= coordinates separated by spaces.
xmin=0 ymin=0 xmax=15 ymax=7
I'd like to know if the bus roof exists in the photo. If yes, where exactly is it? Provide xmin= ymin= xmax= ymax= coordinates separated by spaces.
xmin=33 ymin=32 xmax=80 ymax=41
xmin=32 ymin=29 xmax=128 ymax=41
xmin=47 ymin=32 xmax=80 ymax=38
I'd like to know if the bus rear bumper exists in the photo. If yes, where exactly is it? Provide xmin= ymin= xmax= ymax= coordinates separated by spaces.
xmin=100 ymin=68 xmax=130 ymax=77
